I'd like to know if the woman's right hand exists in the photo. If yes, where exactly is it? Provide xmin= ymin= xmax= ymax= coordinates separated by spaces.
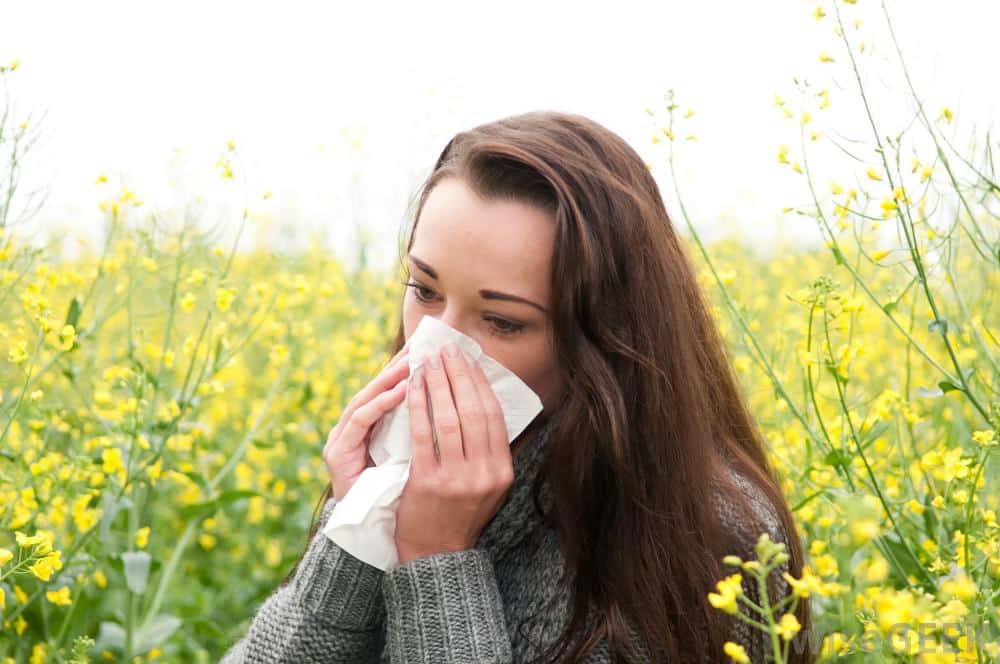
xmin=324 ymin=343 xmax=410 ymax=502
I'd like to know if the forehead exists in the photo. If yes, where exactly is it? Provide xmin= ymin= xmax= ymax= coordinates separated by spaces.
xmin=411 ymin=178 xmax=554 ymax=301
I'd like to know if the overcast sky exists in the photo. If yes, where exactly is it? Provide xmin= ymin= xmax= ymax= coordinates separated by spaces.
xmin=2 ymin=1 xmax=996 ymax=269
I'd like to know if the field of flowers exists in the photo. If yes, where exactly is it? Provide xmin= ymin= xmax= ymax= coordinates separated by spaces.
xmin=1 ymin=2 xmax=998 ymax=663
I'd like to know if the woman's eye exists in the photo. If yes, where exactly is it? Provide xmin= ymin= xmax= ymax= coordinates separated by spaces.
xmin=405 ymin=281 xmax=436 ymax=303
xmin=406 ymin=280 xmax=524 ymax=338
xmin=487 ymin=317 xmax=525 ymax=338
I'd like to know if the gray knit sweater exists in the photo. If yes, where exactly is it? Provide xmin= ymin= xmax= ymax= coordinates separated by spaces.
xmin=220 ymin=414 xmax=792 ymax=663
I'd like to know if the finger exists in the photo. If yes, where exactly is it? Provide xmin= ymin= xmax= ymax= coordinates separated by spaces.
xmin=336 ymin=377 xmax=408 ymax=454
xmin=424 ymin=350 xmax=464 ymax=467
xmin=407 ymin=365 xmax=438 ymax=475
xmin=330 ymin=349 xmax=410 ymax=442
xmin=442 ymin=346 xmax=489 ymax=464
xmin=468 ymin=358 xmax=510 ymax=463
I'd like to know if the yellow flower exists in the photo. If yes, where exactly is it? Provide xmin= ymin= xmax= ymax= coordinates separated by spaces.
xmin=940 ymin=107 xmax=953 ymax=123
xmin=102 ymin=447 xmax=125 ymax=475
xmin=8 ymin=338 xmax=28 ymax=365
xmin=850 ymin=517 xmax=880 ymax=545
xmin=135 ymin=526 xmax=150 ymax=549
xmin=776 ymin=613 xmax=801 ymax=640
xmin=819 ymin=52 xmax=834 ymax=63
xmin=941 ymin=572 xmax=977 ymax=601
xmin=0 ymin=548 xmax=13 ymax=565
xmin=866 ymin=166 xmax=882 ymax=181
xmin=16 ymin=530 xmax=54 ymax=552
xmin=46 ymin=586 xmax=72 ymax=606
xmin=216 ymin=286 xmax=237 ymax=312
xmin=972 ymin=430 xmax=997 ymax=447
xmin=59 ymin=324 xmax=76 ymax=351
xmin=777 ymin=145 xmax=790 ymax=164
xmin=723 ymin=641 xmax=750 ymax=663
xmin=813 ymin=7 xmax=826 ymax=20
xmin=180 ymin=292 xmax=197 ymax=312
xmin=708 ymin=573 xmax=743 ymax=615
xmin=0 ymin=586 xmax=5 ymax=610
xmin=28 ymin=551 xmax=63 ymax=581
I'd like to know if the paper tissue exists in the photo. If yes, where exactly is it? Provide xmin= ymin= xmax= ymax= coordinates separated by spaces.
xmin=321 ymin=314 xmax=544 ymax=570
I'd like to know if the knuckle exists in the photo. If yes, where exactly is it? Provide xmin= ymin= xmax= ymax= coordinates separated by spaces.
xmin=437 ymin=416 xmax=461 ymax=437
xmin=457 ymin=404 xmax=483 ymax=421
xmin=484 ymin=403 xmax=503 ymax=420
xmin=495 ymin=465 xmax=515 ymax=488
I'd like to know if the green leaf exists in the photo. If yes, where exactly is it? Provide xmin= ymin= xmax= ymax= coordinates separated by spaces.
xmin=874 ymin=532 xmax=926 ymax=587
xmin=824 ymin=449 xmax=851 ymax=469
xmin=65 ymin=296 xmax=82 ymax=329
xmin=928 ymin=318 xmax=949 ymax=335
xmin=121 ymin=551 xmax=151 ymax=594
xmin=212 ymin=337 xmax=225 ymax=370
xmin=882 ymin=300 xmax=897 ymax=315
xmin=938 ymin=380 xmax=960 ymax=394
xmin=858 ymin=420 xmax=891 ymax=448
xmin=830 ymin=244 xmax=845 ymax=266
xmin=99 ymin=493 xmax=133 ymax=547
xmin=137 ymin=614 xmax=181 ymax=652
xmin=179 ymin=489 xmax=261 ymax=520
xmin=94 ymin=621 xmax=126 ymax=652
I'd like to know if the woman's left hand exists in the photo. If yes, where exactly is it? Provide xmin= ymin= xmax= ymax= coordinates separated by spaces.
xmin=394 ymin=342 xmax=514 ymax=564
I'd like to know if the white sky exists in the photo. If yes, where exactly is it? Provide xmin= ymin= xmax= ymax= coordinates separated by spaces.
xmin=2 ymin=0 xmax=996 ymax=270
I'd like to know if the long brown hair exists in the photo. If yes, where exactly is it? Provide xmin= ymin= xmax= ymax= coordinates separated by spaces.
xmin=285 ymin=110 xmax=813 ymax=663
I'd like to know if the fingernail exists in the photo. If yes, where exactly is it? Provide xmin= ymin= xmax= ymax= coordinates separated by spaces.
xmin=444 ymin=342 xmax=459 ymax=358
xmin=427 ymin=352 xmax=441 ymax=369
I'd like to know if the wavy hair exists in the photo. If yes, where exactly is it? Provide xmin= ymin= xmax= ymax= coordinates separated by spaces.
xmin=286 ymin=110 xmax=813 ymax=663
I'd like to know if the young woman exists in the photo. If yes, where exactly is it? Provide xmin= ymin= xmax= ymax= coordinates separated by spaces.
xmin=222 ymin=111 xmax=814 ymax=663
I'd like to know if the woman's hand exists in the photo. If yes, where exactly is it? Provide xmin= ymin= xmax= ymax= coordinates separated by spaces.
xmin=394 ymin=342 xmax=514 ymax=563
xmin=324 ymin=343 xmax=410 ymax=503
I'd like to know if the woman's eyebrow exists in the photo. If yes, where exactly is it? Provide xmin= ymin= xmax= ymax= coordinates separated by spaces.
xmin=408 ymin=254 xmax=548 ymax=314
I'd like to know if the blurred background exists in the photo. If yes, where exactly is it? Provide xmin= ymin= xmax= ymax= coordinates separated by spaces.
xmin=2 ymin=0 xmax=997 ymax=267
xmin=2 ymin=2 xmax=999 ymax=662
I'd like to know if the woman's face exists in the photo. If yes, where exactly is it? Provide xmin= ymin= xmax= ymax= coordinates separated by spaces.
xmin=403 ymin=176 xmax=562 ymax=427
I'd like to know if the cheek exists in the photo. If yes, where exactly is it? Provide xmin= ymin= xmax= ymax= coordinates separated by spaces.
xmin=402 ymin=296 xmax=421 ymax=336
xmin=485 ymin=345 xmax=552 ymax=392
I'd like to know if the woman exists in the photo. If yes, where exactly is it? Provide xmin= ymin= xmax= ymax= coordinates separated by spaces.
xmin=222 ymin=111 xmax=813 ymax=663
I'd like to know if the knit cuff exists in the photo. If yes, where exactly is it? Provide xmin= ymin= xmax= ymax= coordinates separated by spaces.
xmin=382 ymin=548 xmax=512 ymax=663
xmin=290 ymin=497 xmax=386 ymax=630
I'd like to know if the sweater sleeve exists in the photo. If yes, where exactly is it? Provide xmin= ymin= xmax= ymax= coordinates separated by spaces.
xmin=730 ymin=492 xmax=794 ymax=664
xmin=380 ymin=548 xmax=512 ymax=663
xmin=219 ymin=496 xmax=387 ymax=663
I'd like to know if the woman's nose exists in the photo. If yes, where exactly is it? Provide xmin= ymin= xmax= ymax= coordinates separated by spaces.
xmin=435 ymin=312 xmax=468 ymax=338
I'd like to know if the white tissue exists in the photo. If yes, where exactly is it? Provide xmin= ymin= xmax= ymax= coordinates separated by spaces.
xmin=321 ymin=314 xmax=544 ymax=570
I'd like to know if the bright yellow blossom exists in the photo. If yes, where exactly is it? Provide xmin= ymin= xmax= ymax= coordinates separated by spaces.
xmin=723 ymin=641 xmax=750 ymax=663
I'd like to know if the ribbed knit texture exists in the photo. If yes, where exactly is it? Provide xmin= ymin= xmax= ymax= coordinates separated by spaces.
xmin=221 ymin=411 xmax=792 ymax=663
